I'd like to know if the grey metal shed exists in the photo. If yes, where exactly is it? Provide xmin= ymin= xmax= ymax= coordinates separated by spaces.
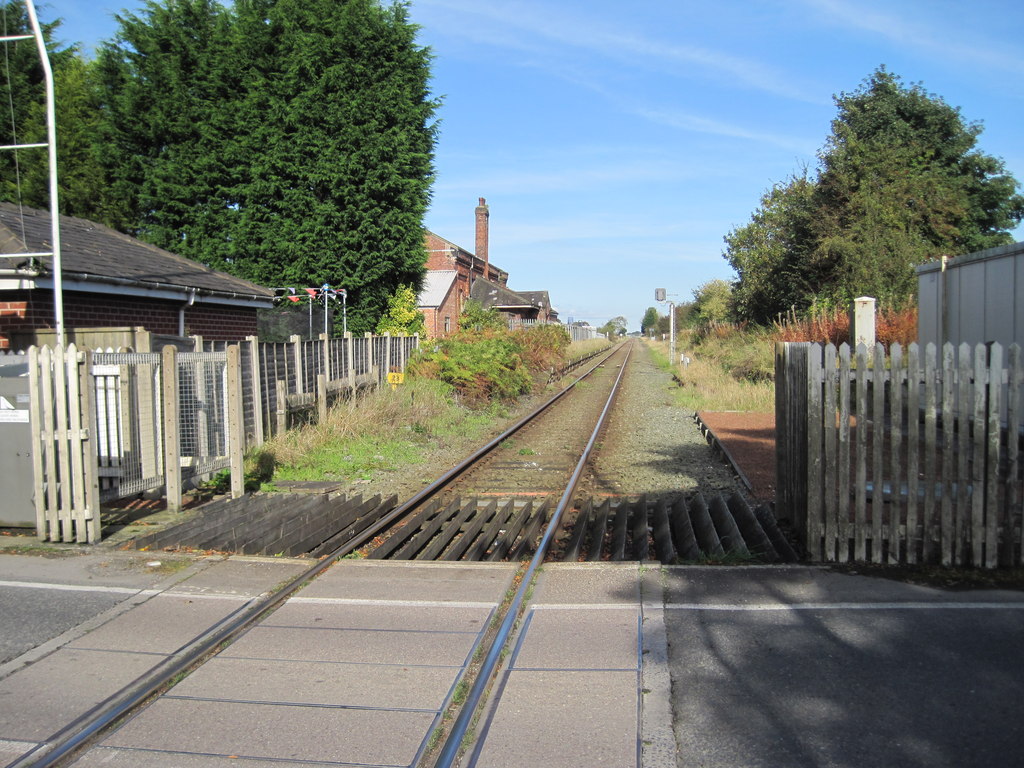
xmin=916 ymin=240 xmax=1024 ymax=349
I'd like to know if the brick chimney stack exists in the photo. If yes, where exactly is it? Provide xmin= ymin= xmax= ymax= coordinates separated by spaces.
xmin=475 ymin=197 xmax=489 ymax=281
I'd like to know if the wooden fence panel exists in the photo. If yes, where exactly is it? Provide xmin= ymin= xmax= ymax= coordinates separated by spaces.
xmin=1007 ymin=345 xmax=1022 ymax=565
xmin=29 ymin=345 xmax=101 ymax=543
xmin=888 ymin=344 xmax=904 ymax=564
xmin=778 ymin=341 xmax=1023 ymax=568
xmin=823 ymin=344 xmax=838 ymax=561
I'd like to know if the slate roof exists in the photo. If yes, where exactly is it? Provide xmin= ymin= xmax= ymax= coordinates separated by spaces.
xmin=0 ymin=203 xmax=273 ymax=301
xmin=469 ymin=277 xmax=535 ymax=310
xmin=417 ymin=270 xmax=457 ymax=308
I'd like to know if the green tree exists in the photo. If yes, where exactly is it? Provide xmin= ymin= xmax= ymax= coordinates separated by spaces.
xmin=459 ymin=299 xmax=506 ymax=332
xmin=598 ymin=315 xmax=627 ymax=337
xmin=0 ymin=1 xmax=91 ymax=212
xmin=375 ymin=283 xmax=424 ymax=335
xmin=90 ymin=0 xmax=438 ymax=334
xmin=691 ymin=279 xmax=733 ymax=325
xmin=723 ymin=172 xmax=818 ymax=323
xmin=640 ymin=306 xmax=659 ymax=336
xmin=724 ymin=67 xmax=1024 ymax=320
xmin=811 ymin=68 xmax=1023 ymax=305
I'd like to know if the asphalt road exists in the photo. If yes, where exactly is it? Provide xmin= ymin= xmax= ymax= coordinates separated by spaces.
xmin=663 ymin=566 xmax=1024 ymax=768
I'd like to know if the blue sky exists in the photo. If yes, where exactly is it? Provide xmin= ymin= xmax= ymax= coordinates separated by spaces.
xmin=43 ymin=0 xmax=1024 ymax=330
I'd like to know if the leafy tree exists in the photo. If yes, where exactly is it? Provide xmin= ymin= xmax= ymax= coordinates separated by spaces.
xmin=691 ymin=279 xmax=733 ymax=325
xmin=459 ymin=299 xmax=506 ymax=332
xmin=724 ymin=67 xmax=1024 ymax=321
xmin=375 ymin=283 xmax=424 ymax=336
xmin=598 ymin=315 xmax=627 ymax=337
xmin=640 ymin=306 xmax=659 ymax=335
xmin=723 ymin=171 xmax=818 ymax=323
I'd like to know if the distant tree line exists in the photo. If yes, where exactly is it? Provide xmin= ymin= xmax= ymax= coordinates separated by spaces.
xmin=0 ymin=0 xmax=438 ymax=334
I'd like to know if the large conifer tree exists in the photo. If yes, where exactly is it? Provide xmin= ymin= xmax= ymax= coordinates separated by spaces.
xmin=91 ymin=0 xmax=437 ymax=333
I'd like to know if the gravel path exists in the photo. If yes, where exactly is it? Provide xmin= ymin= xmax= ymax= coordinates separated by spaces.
xmin=580 ymin=341 xmax=750 ymax=505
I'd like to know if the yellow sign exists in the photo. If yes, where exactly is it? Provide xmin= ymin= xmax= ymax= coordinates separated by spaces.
xmin=387 ymin=372 xmax=404 ymax=388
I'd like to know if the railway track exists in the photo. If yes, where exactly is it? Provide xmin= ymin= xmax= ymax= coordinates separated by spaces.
xmin=11 ymin=340 xmax=793 ymax=767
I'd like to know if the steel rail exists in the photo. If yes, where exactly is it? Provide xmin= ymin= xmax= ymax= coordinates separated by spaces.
xmin=327 ymin=341 xmax=626 ymax=560
xmin=8 ymin=343 xmax=623 ymax=768
xmin=433 ymin=341 xmax=634 ymax=768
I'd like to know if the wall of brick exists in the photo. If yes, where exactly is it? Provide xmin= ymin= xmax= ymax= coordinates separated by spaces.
xmin=0 ymin=289 xmax=259 ymax=349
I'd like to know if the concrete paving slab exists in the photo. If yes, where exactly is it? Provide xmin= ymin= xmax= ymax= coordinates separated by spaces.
xmin=221 ymin=624 xmax=476 ymax=667
xmin=514 ymin=607 xmax=639 ymax=670
xmin=102 ymin=697 xmax=436 ymax=765
xmin=264 ymin=600 xmax=492 ymax=633
xmin=72 ymin=745 xmax=328 ymax=767
xmin=0 ymin=739 xmax=34 ymax=764
xmin=169 ymin=655 xmax=458 ymax=710
xmin=473 ymin=670 xmax=638 ymax=768
xmin=167 ymin=557 xmax=308 ymax=599
xmin=300 ymin=560 xmax=517 ymax=603
xmin=533 ymin=562 xmax=641 ymax=605
xmin=67 ymin=594 xmax=247 ymax=654
xmin=0 ymin=552 xmax=195 ymax=590
xmin=0 ymin=648 xmax=164 ymax=741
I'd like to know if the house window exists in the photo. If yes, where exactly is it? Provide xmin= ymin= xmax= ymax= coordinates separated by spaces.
xmin=444 ymin=316 xmax=451 ymax=334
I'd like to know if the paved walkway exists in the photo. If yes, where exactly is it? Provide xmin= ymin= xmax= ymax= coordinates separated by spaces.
xmin=2 ymin=554 xmax=1022 ymax=768
xmin=0 ymin=557 xmax=664 ymax=767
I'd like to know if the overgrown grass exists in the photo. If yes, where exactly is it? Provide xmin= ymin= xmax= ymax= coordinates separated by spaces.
xmin=649 ymin=338 xmax=774 ymax=413
xmin=247 ymin=377 xmax=503 ymax=486
xmin=249 ymin=324 xmax=586 ymax=487
xmin=653 ymin=305 xmax=919 ymax=414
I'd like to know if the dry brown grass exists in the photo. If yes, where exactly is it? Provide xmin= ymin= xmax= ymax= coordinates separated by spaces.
xmin=772 ymin=306 xmax=918 ymax=347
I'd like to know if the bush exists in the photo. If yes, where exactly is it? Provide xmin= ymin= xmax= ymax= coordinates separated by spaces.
xmin=512 ymin=323 xmax=570 ymax=372
xmin=408 ymin=323 xmax=572 ymax=405
xmin=409 ymin=329 xmax=533 ymax=405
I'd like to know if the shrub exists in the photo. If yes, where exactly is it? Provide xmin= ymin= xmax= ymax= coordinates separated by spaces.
xmin=512 ymin=323 xmax=570 ymax=373
xmin=409 ymin=329 xmax=533 ymax=405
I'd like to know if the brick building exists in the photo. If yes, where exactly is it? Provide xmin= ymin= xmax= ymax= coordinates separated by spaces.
xmin=419 ymin=198 xmax=558 ymax=335
xmin=0 ymin=203 xmax=273 ymax=350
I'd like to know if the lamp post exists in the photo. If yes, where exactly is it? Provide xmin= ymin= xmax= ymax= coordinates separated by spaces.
xmin=655 ymin=288 xmax=676 ymax=365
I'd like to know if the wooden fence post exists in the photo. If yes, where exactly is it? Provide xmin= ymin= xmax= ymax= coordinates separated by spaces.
xmin=984 ymin=343 xmax=1002 ymax=568
xmin=775 ymin=342 xmax=809 ymax=546
xmin=162 ymin=345 xmax=182 ymax=513
xmin=28 ymin=346 xmax=46 ymax=540
xmin=276 ymin=379 xmax=287 ymax=435
xmin=320 ymin=333 xmax=331 ymax=383
xmin=317 ymin=373 xmax=328 ymax=423
xmin=79 ymin=348 xmax=101 ymax=542
xmin=227 ymin=345 xmax=245 ymax=499
xmin=365 ymin=332 xmax=374 ymax=380
xmin=806 ymin=343 xmax=823 ymax=561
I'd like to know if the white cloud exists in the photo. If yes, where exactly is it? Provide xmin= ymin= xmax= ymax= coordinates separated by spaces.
xmin=417 ymin=0 xmax=819 ymax=102
xmin=799 ymin=0 xmax=1024 ymax=75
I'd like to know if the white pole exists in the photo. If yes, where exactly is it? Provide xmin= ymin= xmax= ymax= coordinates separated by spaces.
xmin=24 ymin=0 xmax=64 ymax=347
xmin=669 ymin=301 xmax=676 ymax=366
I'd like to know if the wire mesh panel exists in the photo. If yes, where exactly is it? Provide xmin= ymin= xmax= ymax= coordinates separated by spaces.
xmin=177 ymin=351 xmax=229 ymax=480
xmin=92 ymin=352 xmax=163 ymax=502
